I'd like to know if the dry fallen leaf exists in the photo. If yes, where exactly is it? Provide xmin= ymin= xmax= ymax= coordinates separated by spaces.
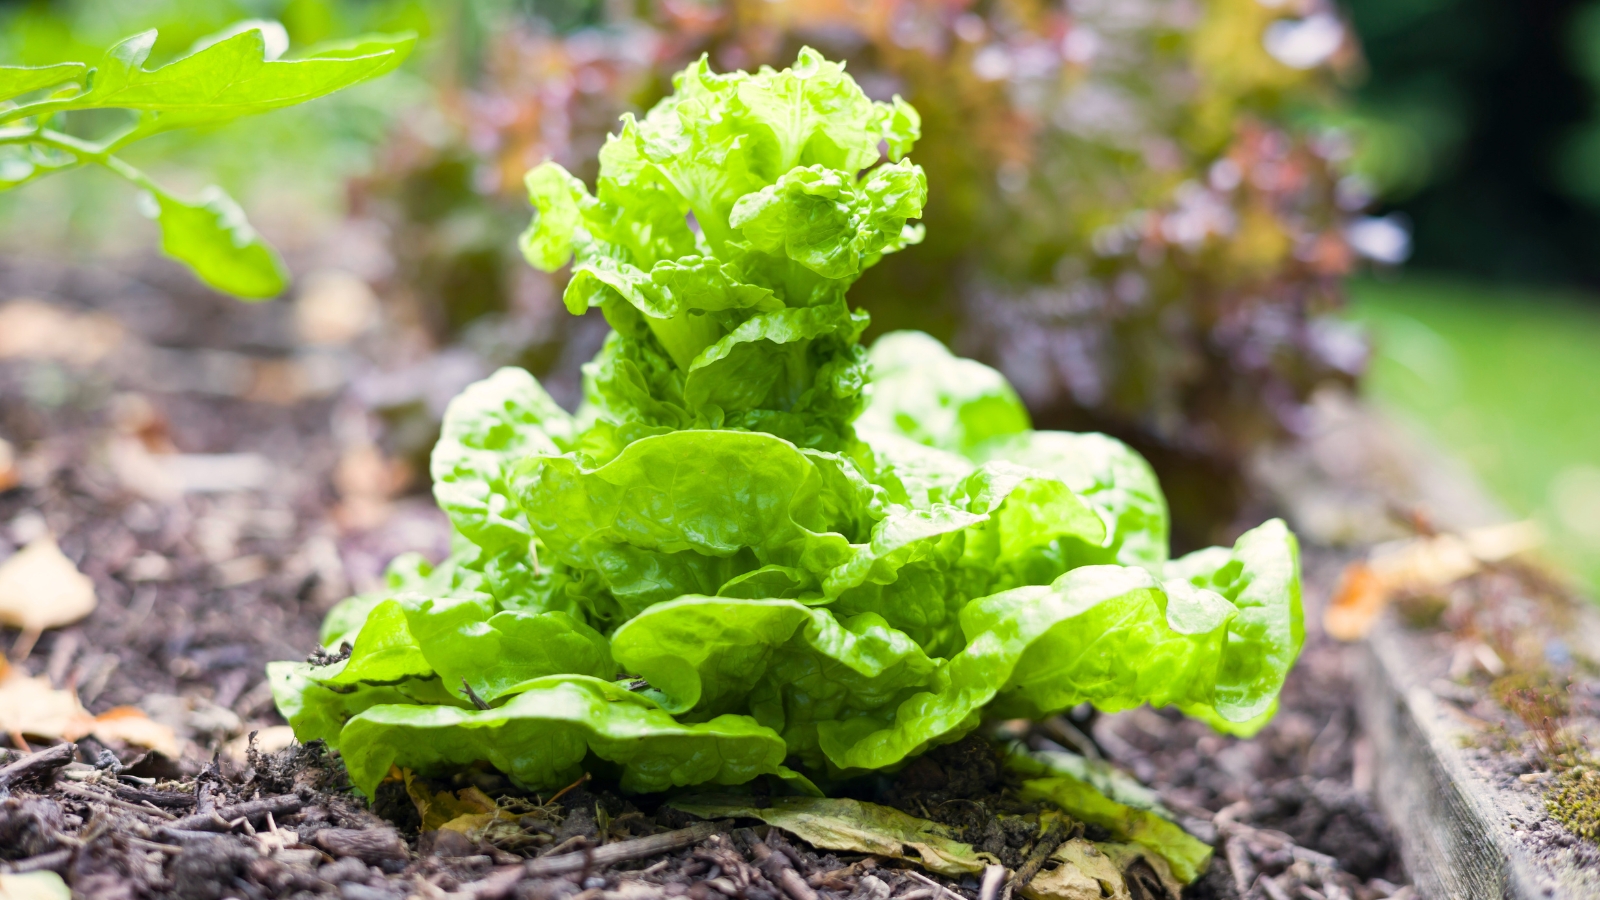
xmin=222 ymin=724 xmax=297 ymax=766
xmin=670 ymin=796 xmax=1000 ymax=876
xmin=1324 ymin=520 xmax=1544 ymax=641
xmin=1020 ymin=838 xmax=1138 ymax=900
xmin=0 ymin=300 xmax=124 ymax=366
xmin=405 ymin=771 xmax=502 ymax=832
xmin=0 ymin=870 xmax=72 ymax=900
xmin=87 ymin=706 xmax=183 ymax=759
xmin=0 ymin=534 xmax=96 ymax=633
xmin=0 ymin=438 xmax=16 ymax=492
xmin=0 ymin=662 xmax=91 ymax=742
xmin=1324 ymin=562 xmax=1388 ymax=642
xmin=295 ymin=270 xmax=379 ymax=346
xmin=0 ymin=661 xmax=180 ymax=756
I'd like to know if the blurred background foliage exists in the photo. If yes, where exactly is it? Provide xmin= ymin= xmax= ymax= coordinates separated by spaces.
xmin=1 ymin=0 xmax=1597 ymax=585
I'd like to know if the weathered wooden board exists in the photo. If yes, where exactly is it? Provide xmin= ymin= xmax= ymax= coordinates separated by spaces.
xmin=1359 ymin=618 xmax=1599 ymax=899
xmin=1258 ymin=392 xmax=1600 ymax=899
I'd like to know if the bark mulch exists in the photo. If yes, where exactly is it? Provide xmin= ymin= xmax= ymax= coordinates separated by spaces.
xmin=0 ymin=262 xmax=1411 ymax=900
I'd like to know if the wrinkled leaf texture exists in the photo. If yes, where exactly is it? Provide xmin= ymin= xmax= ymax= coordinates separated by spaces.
xmin=273 ymin=51 xmax=1303 ymax=833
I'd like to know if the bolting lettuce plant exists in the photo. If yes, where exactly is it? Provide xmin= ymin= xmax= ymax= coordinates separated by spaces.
xmin=270 ymin=49 xmax=1303 ymax=805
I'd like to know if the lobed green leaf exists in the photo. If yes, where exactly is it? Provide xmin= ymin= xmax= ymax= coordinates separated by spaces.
xmin=337 ymin=676 xmax=788 ymax=797
xmin=145 ymin=185 xmax=288 ymax=299
xmin=0 ymin=62 xmax=87 ymax=104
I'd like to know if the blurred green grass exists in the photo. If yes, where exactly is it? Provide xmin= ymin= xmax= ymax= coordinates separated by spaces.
xmin=1351 ymin=277 xmax=1600 ymax=592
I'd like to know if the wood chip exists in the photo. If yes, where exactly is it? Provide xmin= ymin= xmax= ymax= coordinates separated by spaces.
xmin=524 ymin=822 xmax=721 ymax=878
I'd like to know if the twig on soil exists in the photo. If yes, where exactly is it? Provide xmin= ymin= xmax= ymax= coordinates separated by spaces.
xmin=1224 ymin=838 xmax=1255 ymax=897
xmin=1036 ymin=717 xmax=1101 ymax=760
xmin=979 ymin=864 xmax=1006 ymax=900
xmin=312 ymin=827 xmax=408 ymax=863
xmin=126 ymin=837 xmax=185 ymax=855
xmin=0 ymin=848 xmax=72 ymax=874
xmin=456 ymin=865 xmax=526 ymax=900
xmin=57 ymin=781 xmax=176 ymax=820
xmin=111 ymin=783 xmax=196 ymax=810
xmin=1002 ymin=820 xmax=1067 ymax=900
xmin=545 ymin=771 xmax=591 ymax=805
xmin=11 ymin=626 xmax=42 ymax=664
xmin=751 ymin=834 xmax=820 ymax=900
xmin=0 ymin=741 xmax=75 ymax=790
xmin=168 ymin=793 xmax=304 ymax=832
xmin=152 ymin=827 xmax=238 ymax=845
xmin=1215 ymin=802 xmax=1339 ymax=870
xmin=903 ymin=870 xmax=968 ymax=900
xmin=524 ymin=821 xmax=722 ymax=877
xmin=1258 ymin=874 xmax=1293 ymax=900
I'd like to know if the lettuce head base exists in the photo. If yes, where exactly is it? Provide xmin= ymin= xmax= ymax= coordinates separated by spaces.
xmin=272 ymin=50 xmax=1304 ymax=828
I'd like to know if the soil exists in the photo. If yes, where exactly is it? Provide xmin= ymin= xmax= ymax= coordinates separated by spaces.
xmin=0 ymin=262 xmax=1413 ymax=899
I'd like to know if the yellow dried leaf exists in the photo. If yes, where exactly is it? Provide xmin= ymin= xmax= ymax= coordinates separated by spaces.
xmin=295 ymin=270 xmax=378 ymax=346
xmin=83 ymin=706 xmax=182 ymax=759
xmin=0 ymin=300 xmax=123 ymax=366
xmin=1019 ymin=839 xmax=1130 ymax=900
xmin=0 ymin=663 xmax=91 ymax=740
xmin=404 ymin=770 xmax=499 ymax=832
xmin=222 ymin=724 xmax=298 ymax=766
xmin=670 ymin=796 xmax=1000 ymax=876
xmin=1324 ymin=520 xmax=1544 ymax=642
xmin=1323 ymin=562 xmax=1388 ymax=642
xmin=0 ymin=438 xmax=16 ymax=492
xmin=0 ymin=870 xmax=72 ymax=900
xmin=0 ymin=535 xmax=97 ymax=632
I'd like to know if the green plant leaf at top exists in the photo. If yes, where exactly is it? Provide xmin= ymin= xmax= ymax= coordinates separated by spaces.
xmin=80 ymin=27 xmax=413 ymax=126
xmin=0 ymin=62 xmax=88 ymax=103
xmin=0 ymin=22 xmax=412 ymax=299
xmin=145 ymin=184 xmax=288 ymax=299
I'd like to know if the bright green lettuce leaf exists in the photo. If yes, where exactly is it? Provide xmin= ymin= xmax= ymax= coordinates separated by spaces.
xmin=610 ymin=597 xmax=940 ymax=761
xmin=268 ymin=660 xmax=468 ymax=747
xmin=820 ymin=520 xmax=1300 ymax=771
xmin=1178 ymin=698 xmax=1279 ymax=738
xmin=513 ymin=429 xmax=863 ymax=619
xmin=337 ymin=676 xmax=788 ymax=797
xmin=146 ymin=184 xmax=288 ymax=299
xmin=431 ymin=366 xmax=576 ymax=556
xmin=858 ymin=331 xmax=1031 ymax=457
xmin=315 ymin=598 xmax=434 ymax=686
xmin=274 ymin=49 xmax=1305 ymax=811
xmin=399 ymin=593 xmax=613 ymax=702
xmin=1164 ymin=518 xmax=1303 ymax=722
xmin=978 ymin=430 xmax=1170 ymax=573
xmin=0 ymin=62 xmax=87 ymax=103
xmin=520 ymin=48 xmax=924 ymax=453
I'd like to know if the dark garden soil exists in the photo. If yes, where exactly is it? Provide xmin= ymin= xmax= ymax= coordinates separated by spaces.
xmin=0 ymin=261 xmax=1413 ymax=899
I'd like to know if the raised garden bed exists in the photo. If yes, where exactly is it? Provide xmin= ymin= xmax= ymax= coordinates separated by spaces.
xmin=1260 ymin=391 xmax=1600 ymax=898
xmin=0 ymin=262 xmax=1418 ymax=900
